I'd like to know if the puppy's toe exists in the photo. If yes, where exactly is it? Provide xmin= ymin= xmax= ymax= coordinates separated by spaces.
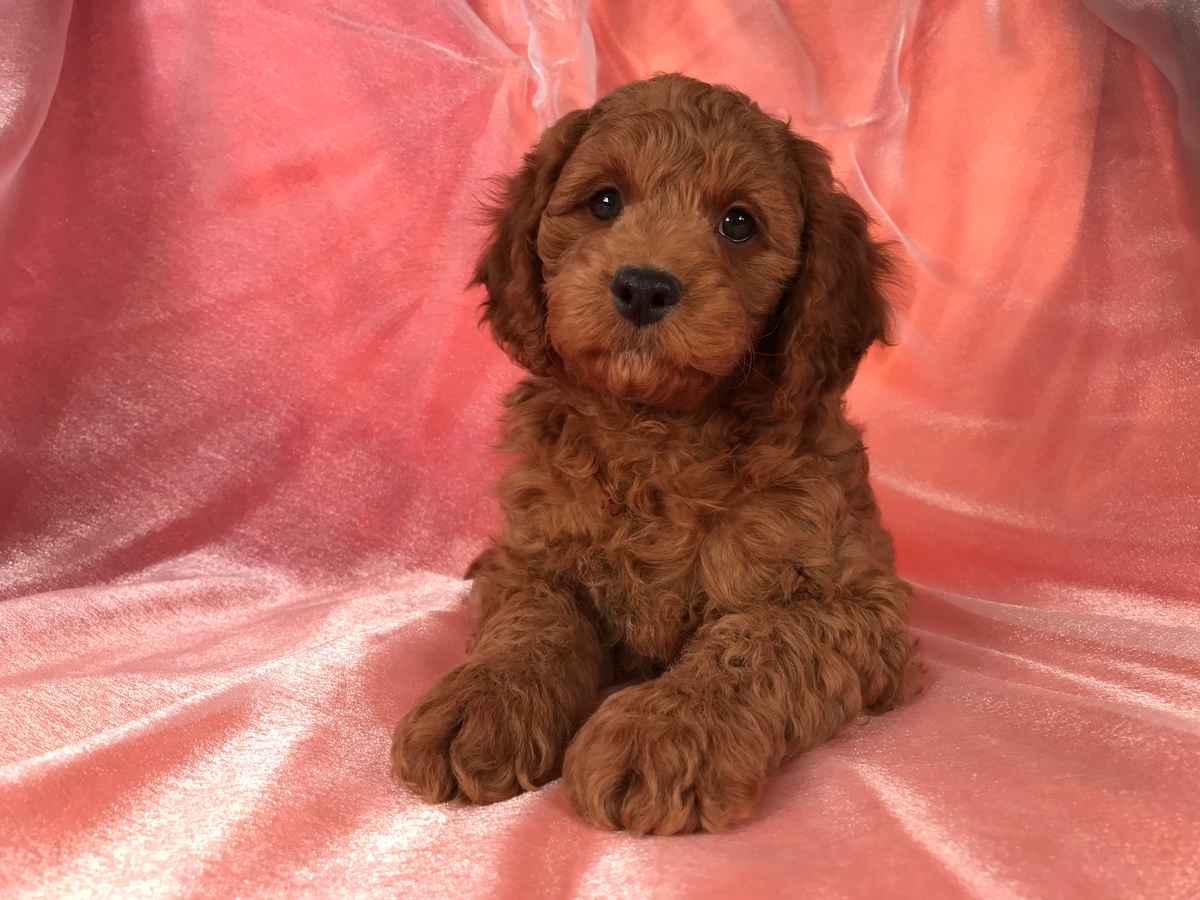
xmin=562 ymin=683 xmax=764 ymax=835
xmin=391 ymin=662 xmax=573 ymax=806
xmin=390 ymin=667 xmax=469 ymax=802
xmin=445 ymin=694 xmax=528 ymax=803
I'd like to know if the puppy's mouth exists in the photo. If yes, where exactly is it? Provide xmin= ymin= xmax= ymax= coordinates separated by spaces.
xmin=610 ymin=343 xmax=658 ymax=370
xmin=563 ymin=342 xmax=716 ymax=411
xmin=544 ymin=274 xmax=749 ymax=411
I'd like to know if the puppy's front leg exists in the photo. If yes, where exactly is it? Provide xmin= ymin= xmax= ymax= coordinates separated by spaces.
xmin=392 ymin=586 xmax=609 ymax=804
xmin=562 ymin=598 xmax=911 ymax=834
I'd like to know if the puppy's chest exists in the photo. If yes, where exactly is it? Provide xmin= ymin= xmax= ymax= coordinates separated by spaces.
xmin=530 ymin=431 xmax=826 ymax=663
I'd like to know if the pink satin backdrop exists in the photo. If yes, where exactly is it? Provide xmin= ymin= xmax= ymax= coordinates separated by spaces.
xmin=2 ymin=1 xmax=1199 ymax=897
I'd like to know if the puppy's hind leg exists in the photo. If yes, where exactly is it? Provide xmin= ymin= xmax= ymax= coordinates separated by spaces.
xmin=462 ymin=546 xmax=495 ymax=580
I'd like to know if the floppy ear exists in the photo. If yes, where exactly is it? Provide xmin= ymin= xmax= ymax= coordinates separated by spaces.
xmin=767 ymin=135 xmax=894 ymax=418
xmin=472 ymin=108 xmax=593 ymax=374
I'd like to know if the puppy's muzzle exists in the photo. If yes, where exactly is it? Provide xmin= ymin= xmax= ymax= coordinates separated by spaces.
xmin=610 ymin=266 xmax=683 ymax=328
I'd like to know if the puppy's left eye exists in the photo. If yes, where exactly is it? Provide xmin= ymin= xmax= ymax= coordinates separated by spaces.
xmin=719 ymin=208 xmax=756 ymax=243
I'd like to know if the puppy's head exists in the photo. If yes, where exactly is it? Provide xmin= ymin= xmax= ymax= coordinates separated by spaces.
xmin=473 ymin=74 xmax=892 ymax=416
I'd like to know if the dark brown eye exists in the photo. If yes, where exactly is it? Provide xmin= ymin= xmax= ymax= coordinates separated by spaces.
xmin=588 ymin=189 xmax=623 ymax=221
xmin=719 ymin=208 xmax=756 ymax=243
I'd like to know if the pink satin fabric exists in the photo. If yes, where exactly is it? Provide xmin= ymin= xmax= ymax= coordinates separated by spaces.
xmin=2 ymin=1 xmax=1199 ymax=897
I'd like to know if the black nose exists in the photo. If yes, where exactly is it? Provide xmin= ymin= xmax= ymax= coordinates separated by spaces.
xmin=610 ymin=266 xmax=683 ymax=327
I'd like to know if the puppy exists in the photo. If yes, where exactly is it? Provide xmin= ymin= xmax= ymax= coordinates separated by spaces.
xmin=391 ymin=74 xmax=916 ymax=835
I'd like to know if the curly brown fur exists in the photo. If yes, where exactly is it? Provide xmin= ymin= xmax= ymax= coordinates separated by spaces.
xmin=391 ymin=74 xmax=917 ymax=835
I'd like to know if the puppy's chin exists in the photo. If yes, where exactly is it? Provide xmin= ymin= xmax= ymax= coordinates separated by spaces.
xmin=562 ymin=347 xmax=719 ymax=412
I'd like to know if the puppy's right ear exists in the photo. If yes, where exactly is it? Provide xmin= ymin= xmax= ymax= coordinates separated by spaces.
xmin=472 ymin=108 xmax=592 ymax=374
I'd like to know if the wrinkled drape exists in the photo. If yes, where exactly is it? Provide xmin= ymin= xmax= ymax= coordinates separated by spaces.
xmin=2 ymin=1 xmax=1198 ymax=897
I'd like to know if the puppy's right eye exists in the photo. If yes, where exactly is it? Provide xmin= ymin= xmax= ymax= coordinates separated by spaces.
xmin=588 ymin=189 xmax=623 ymax=221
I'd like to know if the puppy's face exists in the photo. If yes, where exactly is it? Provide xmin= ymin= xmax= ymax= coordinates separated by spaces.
xmin=474 ymin=75 xmax=891 ymax=417
xmin=535 ymin=88 xmax=803 ymax=409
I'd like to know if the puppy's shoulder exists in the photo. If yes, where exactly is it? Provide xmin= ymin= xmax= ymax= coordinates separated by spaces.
xmin=497 ymin=375 xmax=576 ymax=456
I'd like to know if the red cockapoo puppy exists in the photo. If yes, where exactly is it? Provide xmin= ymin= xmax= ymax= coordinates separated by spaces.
xmin=392 ymin=73 xmax=916 ymax=835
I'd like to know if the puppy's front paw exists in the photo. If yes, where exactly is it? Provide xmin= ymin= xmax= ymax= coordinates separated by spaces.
xmin=562 ymin=682 xmax=768 ymax=834
xmin=391 ymin=662 xmax=572 ymax=804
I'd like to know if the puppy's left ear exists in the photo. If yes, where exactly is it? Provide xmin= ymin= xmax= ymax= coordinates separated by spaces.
xmin=472 ymin=108 xmax=593 ymax=374
xmin=768 ymin=135 xmax=894 ymax=418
